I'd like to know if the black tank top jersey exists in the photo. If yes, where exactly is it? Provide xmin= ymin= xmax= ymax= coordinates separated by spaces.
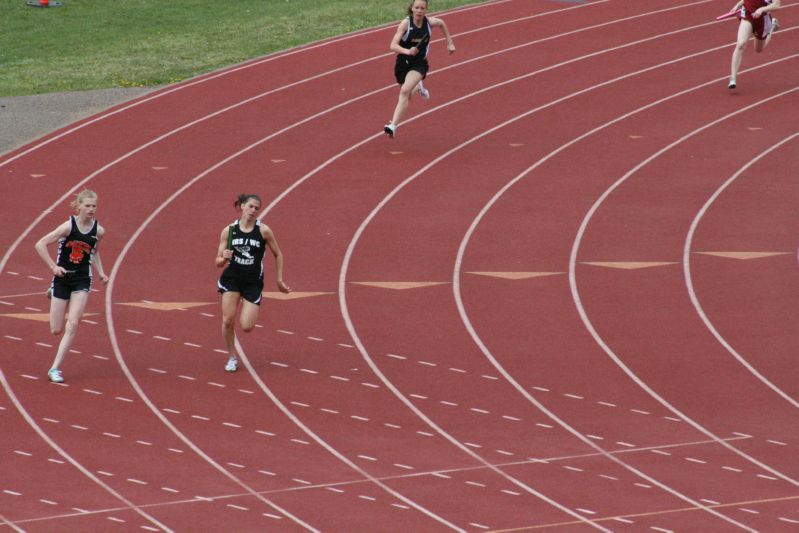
xmin=400 ymin=16 xmax=432 ymax=61
xmin=56 ymin=216 xmax=98 ymax=276
xmin=226 ymin=220 xmax=266 ymax=280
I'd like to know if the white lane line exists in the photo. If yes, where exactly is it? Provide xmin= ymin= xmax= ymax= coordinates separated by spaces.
xmin=569 ymin=83 xmax=799 ymax=493
xmin=346 ymin=13 xmax=750 ymax=532
xmin=0 ymin=370 xmax=172 ymax=532
xmin=235 ymin=331 xmax=463 ymax=531
xmin=454 ymin=51 xmax=799 ymax=533
xmin=684 ymin=131 xmax=799 ymax=411
xmin=3 ymin=7 xmax=708 ymax=532
xmin=105 ymin=305 xmax=316 ymax=529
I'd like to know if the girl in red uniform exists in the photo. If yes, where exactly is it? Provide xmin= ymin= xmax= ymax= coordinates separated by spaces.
xmin=383 ymin=0 xmax=455 ymax=138
xmin=728 ymin=0 xmax=780 ymax=89
xmin=35 ymin=189 xmax=109 ymax=383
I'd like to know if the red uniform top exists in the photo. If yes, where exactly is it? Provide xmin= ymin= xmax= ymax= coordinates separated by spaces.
xmin=743 ymin=0 xmax=770 ymax=13
xmin=739 ymin=0 xmax=774 ymax=38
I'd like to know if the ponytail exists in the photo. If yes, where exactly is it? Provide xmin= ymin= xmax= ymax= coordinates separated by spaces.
xmin=234 ymin=194 xmax=262 ymax=209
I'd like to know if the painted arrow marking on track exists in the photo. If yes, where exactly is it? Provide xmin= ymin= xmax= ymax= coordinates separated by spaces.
xmin=582 ymin=261 xmax=678 ymax=270
xmin=468 ymin=271 xmax=564 ymax=280
xmin=118 ymin=302 xmax=213 ymax=311
xmin=261 ymin=291 xmax=334 ymax=300
xmin=351 ymin=282 xmax=449 ymax=290
xmin=0 ymin=312 xmax=98 ymax=322
xmin=696 ymin=251 xmax=790 ymax=260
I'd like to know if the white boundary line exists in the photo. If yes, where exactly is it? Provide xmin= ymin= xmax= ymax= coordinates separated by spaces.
xmin=0 ymin=369 xmax=174 ymax=533
xmin=568 ymin=86 xmax=799 ymax=491
xmin=0 ymin=2 xmax=736 ymax=524
xmin=0 ymin=512 xmax=24 ymax=533
xmin=344 ymin=41 xmax=795 ymax=533
xmin=87 ymin=4 xmax=617 ymax=530
xmin=684 ymin=132 xmax=799 ymax=409
xmin=232 ymin=338 xmax=467 ymax=532
xmin=4 ymin=434 xmax=754 ymax=529
xmin=88 ymin=4 xmax=723 ymax=531
xmin=450 ymin=52 xmax=799 ymax=531
xmin=102 ymin=292 xmax=320 ymax=530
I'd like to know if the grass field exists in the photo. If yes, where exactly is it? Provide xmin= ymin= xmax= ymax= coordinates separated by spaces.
xmin=0 ymin=0 xmax=486 ymax=97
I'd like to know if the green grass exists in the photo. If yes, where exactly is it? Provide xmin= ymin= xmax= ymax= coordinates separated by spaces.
xmin=0 ymin=0 xmax=485 ymax=97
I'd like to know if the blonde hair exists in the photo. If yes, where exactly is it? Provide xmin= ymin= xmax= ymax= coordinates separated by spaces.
xmin=70 ymin=189 xmax=97 ymax=213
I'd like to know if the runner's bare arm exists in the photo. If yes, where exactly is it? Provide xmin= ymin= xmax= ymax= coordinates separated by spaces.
xmin=216 ymin=226 xmax=232 ymax=268
xmin=429 ymin=16 xmax=455 ymax=53
xmin=262 ymin=225 xmax=291 ymax=293
xmin=34 ymin=221 xmax=71 ymax=276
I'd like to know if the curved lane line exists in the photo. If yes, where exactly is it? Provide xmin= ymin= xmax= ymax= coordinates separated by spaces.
xmin=347 ymin=50 xmax=792 ymax=533
xmin=102 ymin=288 xmax=320 ymax=530
xmin=340 ymin=248 xmax=610 ymax=529
xmin=569 ymin=86 xmax=799 ymax=489
xmin=232 ymin=338 xmax=466 ymax=532
xmin=89 ymin=32 xmax=579 ymax=526
xmin=0 ymin=0 xmax=602 ymax=275
xmin=0 ymin=370 xmax=174 ymax=533
xmin=685 ymin=132 xmax=799 ymax=409
xmin=451 ymin=55 xmax=799 ymax=532
xmin=256 ymin=1 xmax=719 ymax=216
xmin=1 ymin=3 xmax=716 ymax=528
xmin=0 ymin=513 xmax=24 ymax=533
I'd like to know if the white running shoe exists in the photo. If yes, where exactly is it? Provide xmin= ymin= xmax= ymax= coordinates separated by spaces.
xmin=417 ymin=82 xmax=430 ymax=100
xmin=225 ymin=358 xmax=238 ymax=372
xmin=727 ymin=78 xmax=736 ymax=90
xmin=383 ymin=123 xmax=396 ymax=138
xmin=48 ymin=368 xmax=64 ymax=383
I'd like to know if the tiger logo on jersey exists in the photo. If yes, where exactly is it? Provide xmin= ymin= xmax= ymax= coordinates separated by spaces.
xmin=66 ymin=240 xmax=93 ymax=264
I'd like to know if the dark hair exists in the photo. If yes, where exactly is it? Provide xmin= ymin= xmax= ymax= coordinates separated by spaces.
xmin=407 ymin=0 xmax=428 ymax=16
xmin=234 ymin=194 xmax=262 ymax=209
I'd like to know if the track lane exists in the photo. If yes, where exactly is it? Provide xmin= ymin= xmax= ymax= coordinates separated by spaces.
xmin=340 ymin=11 xmax=792 ymax=532
xmin=7 ymin=0 xmax=799 ymax=528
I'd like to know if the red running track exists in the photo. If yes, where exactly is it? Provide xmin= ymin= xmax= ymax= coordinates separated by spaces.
xmin=2 ymin=0 xmax=799 ymax=530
